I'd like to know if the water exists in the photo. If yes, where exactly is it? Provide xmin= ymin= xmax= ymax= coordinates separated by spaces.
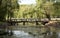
xmin=1 ymin=25 xmax=60 ymax=38
xmin=9 ymin=27 xmax=41 ymax=38
xmin=13 ymin=30 xmax=32 ymax=38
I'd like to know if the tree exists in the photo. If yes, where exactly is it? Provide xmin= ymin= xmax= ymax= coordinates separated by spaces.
xmin=0 ymin=0 xmax=19 ymax=21
xmin=53 ymin=2 xmax=60 ymax=18
xmin=0 ymin=0 xmax=2 ymax=5
xmin=6 ymin=0 xmax=19 ymax=18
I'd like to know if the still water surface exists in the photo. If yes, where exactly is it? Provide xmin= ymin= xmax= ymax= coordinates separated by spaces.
xmin=1 ymin=25 xmax=60 ymax=38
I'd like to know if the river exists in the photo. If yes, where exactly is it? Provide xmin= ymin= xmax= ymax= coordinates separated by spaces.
xmin=0 ymin=25 xmax=60 ymax=38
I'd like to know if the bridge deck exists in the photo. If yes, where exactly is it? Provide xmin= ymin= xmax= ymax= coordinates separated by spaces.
xmin=7 ymin=18 xmax=60 ymax=23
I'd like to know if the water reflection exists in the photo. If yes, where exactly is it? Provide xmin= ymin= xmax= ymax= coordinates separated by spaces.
xmin=57 ymin=32 xmax=60 ymax=38
xmin=12 ymin=30 xmax=35 ymax=38
xmin=8 ymin=27 xmax=60 ymax=38
xmin=13 ymin=31 xmax=29 ymax=37
xmin=1 ymin=26 xmax=60 ymax=38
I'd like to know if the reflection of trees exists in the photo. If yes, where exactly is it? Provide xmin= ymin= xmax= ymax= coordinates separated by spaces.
xmin=51 ymin=31 xmax=58 ymax=38
xmin=43 ymin=27 xmax=58 ymax=38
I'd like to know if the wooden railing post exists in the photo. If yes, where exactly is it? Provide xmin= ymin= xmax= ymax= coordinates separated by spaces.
xmin=23 ymin=22 xmax=25 ymax=25
xmin=36 ymin=21 xmax=39 ymax=25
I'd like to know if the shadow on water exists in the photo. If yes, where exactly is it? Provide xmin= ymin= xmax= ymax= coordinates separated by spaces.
xmin=7 ymin=30 xmax=35 ymax=38
xmin=0 ymin=25 xmax=60 ymax=38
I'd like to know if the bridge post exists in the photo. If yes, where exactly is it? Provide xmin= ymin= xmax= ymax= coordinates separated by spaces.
xmin=36 ymin=21 xmax=39 ymax=25
xmin=23 ymin=22 xmax=25 ymax=25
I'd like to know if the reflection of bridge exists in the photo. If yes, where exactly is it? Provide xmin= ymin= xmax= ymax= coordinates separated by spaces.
xmin=7 ymin=18 xmax=60 ymax=25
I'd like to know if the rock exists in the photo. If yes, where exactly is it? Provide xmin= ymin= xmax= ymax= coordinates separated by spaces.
xmin=45 ymin=21 xmax=60 ymax=28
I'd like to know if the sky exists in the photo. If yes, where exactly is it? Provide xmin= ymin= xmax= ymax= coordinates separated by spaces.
xmin=18 ymin=0 xmax=36 ymax=5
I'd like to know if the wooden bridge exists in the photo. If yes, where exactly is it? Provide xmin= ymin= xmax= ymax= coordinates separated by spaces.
xmin=6 ymin=18 xmax=60 ymax=25
xmin=7 ymin=18 xmax=49 ymax=25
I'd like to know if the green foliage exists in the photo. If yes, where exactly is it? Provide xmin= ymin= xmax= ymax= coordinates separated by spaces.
xmin=53 ymin=2 xmax=60 ymax=18
xmin=0 ymin=0 xmax=59 ymax=19
xmin=0 ymin=0 xmax=7 ymax=21
xmin=14 ymin=0 xmax=53 ymax=18
xmin=0 ymin=0 xmax=19 ymax=21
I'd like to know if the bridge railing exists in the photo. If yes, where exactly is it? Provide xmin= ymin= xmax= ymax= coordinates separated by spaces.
xmin=9 ymin=18 xmax=41 ymax=22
